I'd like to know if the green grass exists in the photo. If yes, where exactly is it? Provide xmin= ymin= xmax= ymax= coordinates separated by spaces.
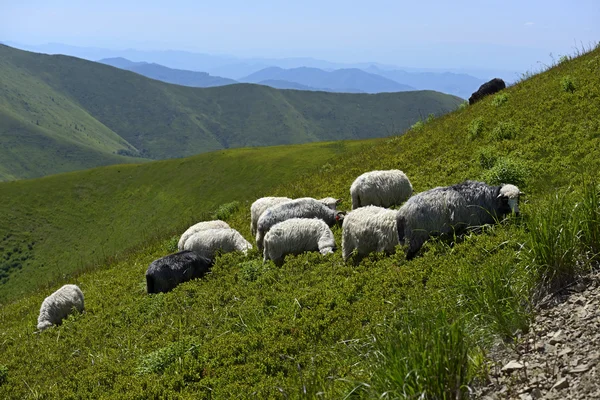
xmin=0 ymin=44 xmax=463 ymax=181
xmin=1 ymin=45 xmax=600 ymax=398
xmin=0 ymin=139 xmax=379 ymax=304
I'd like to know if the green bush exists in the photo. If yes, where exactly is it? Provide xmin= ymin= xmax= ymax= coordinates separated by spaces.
xmin=482 ymin=157 xmax=528 ymax=187
xmin=212 ymin=201 xmax=240 ymax=221
xmin=491 ymin=121 xmax=519 ymax=141
xmin=476 ymin=147 xmax=498 ymax=169
xmin=411 ymin=120 xmax=425 ymax=131
xmin=457 ymin=101 xmax=468 ymax=111
xmin=0 ymin=364 xmax=7 ymax=386
xmin=558 ymin=55 xmax=570 ymax=64
xmin=561 ymin=76 xmax=576 ymax=93
xmin=426 ymin=113 xmax=435 ymax=123
xmin=467 ymin=117 xmax=485 ymax=139
xmin=491 ymin=93 xmax=509 ymax=107
xmin=137 ymin=340 xmax=195 ymax=375
xmin=165 ymin=236 xmax=179 ymax=253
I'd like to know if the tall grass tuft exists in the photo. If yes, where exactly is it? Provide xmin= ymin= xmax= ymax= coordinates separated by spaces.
xmin=578 ymin=182 xmax=600 ymax=260
xmin=458 ymin=257 xmax=531 ymax=340
xmin=367 ymin=309 xmax=471 ymax=399
xmin=524 ymin=191 xmax=581 ymax=294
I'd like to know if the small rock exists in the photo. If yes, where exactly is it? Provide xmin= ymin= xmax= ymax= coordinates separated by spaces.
xmin=558 ymin=347 xmax=573 ymax=357
xmin=530 ymin=387 xmax=542 ymax=399
xmin=552 ymin=377 xmax=569 ymax=390
xmin=569 ymin=365 xmax=591 ymax=374
xmin=549 ymin=330 xmax=563 ymax=345
xmin=544 ymin=343 xmax=556 ymax=353
xmin=502 ymin=360 xmax=525 ymax=373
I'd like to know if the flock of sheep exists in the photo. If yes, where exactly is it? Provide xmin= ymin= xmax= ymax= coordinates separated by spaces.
xmin=36 ymin=169 xmax=523 ymax=331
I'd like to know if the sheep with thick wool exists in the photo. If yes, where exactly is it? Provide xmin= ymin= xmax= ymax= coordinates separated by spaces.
xmin=396 ymin=180 xmax=523 ymax=260
xmin=350 ymin=170 xmax=412 ymax=209
xmin=263 ymin=218 xmax=336 ymax=265
xmin=255 ymin=197 xmax=344 ymax=252
xmin=146 ymin=250 xmax=214 ymax=294
xmin=37 ymin=284 xmax=84 ymax=331
xmin=342 ymin=206 xmax=400 ymax=262
xmin=250 ymin=197 xmax=341 ymax=236
xmin=183 ymin=228 xmax=253 ymax=259
xmin=178 ymin=220 xmax=231 ymax=251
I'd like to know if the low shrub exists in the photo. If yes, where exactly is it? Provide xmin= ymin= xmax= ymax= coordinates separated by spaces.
xmin=468 ymin=117 xmax=485 ymax=140
xmin=491 ymin=93 xmax=509 ymax=107
xmin=476 ymin=147 xmax=498 ymax=169
xmin=561 ymin=76 xmax=576 ymax=93
xmin=0 ymin=365 xmax=7 ymax=386
xmin=482 ymin=157 xmax=529 ymax=187
xmin=491 ymin=121 xmax=519 ymax=141
xmin=212 ymin=201 xmax=240 ymax=221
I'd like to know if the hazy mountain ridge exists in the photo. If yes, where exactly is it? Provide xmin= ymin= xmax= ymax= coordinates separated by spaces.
xmin=99 ymin=57 xmax=238 ymax=87
xmin=240 ymin=66 xmax=414 ymax=93
xmin=0 ymin=45 xmax=463 ymax=180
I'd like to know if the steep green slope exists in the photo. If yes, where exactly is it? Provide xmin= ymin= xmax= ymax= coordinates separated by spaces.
xmin=0 ymin=44 xmax=463 ymax=180
xmin=0 ymin=139 xmax=379 ymax=303
xmin=1 ymin=47 xmax=599 ymax=398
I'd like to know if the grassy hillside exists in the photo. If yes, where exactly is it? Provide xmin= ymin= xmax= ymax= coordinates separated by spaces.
xmin=0 ymin=139 xmax=379 ymax=304
xmin=1 ymin=46 xmax=599 ymax=398
xmin=0 ymin=45 xmax=462 ymax=180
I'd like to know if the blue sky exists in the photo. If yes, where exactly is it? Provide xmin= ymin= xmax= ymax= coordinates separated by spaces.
xmin=2 ymin=0 xmax=598 ymax=69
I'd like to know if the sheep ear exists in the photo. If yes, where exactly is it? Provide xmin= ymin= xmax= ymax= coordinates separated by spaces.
xmin=519 ymin=192 xmax=526 ymax=197
xmin=335 ymin=198 xmax=343 ymax=204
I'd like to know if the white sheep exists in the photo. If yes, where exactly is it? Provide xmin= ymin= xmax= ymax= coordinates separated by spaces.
xmin=255 ymin=197 xmax=345 ymax=252
xmin=250 ymin=197 xmax=341 ymax=236
xmin=250 ymin=197 xmax=292 ymax=236
xmin=263 ymin=218 xmax=336 ymax=265
xmin=183 ymin=228 xmax=253 ymax=259
xmin=342 ymin=206 xmax=399 ymax=262
xmin=178 ymin=220 xmax=231 ymax=251
xmin=37 ymin=284 xmax=84 ymax=331
xmin=350 ymin=169 xmax=413 ymax=209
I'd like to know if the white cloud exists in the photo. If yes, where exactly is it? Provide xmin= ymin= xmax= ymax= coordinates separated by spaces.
xmin=524 ymin=22 xmax=535 ymax=26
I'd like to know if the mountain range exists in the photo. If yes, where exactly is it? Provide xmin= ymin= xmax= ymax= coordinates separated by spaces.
xmin=0 ymin=44 xmax=463 ymax=181
xmin=7 ymin=42 xmax=493 ymax=98
xmin=99 ymin=57 xmax=237 ymax=87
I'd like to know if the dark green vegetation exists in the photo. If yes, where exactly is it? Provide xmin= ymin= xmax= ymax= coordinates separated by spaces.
xmin=1 ymin=46 xmax=600 ymax=398
xmin=0 ymin=139 xmax=377 ymax=303
xmin=0 ymin=44 xmax=462 ymax=180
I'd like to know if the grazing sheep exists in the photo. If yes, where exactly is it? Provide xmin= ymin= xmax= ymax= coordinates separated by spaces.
xmin=342 ymin=206 xmax=400 ymax=262
xmin=37 ymin=284 xmax=84 ymax=331
xmin=183 ymin=228 xmax=253 ymax=259
xmin=350 ymin=170 xmax=413 ymax=210
xmin=250 ymin=197 xmax=292 ymax=236
xmin=178 ymin=220 xmax=231 ymax=251
xmin=256 ymin=197 xmax=345 ymax=252
xmin=396 ymin=180 xmax=523 ymax=260
xmin=468 ymin=78 xmax=506 ymax=105
xmin=263 ymin=218 xmax=336 ymax=265
xmin=146 ymin=250 xmax=214 ymax=294
xmin=250 ymin=197 xmax=341 ymax=236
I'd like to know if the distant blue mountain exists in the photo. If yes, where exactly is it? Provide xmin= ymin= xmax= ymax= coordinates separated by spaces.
xmin=241 ymin=67 xmax=414 ymax=93
xmin=256 ymin=79 xmax=364 ymax=93
xmin=364 ymin=66 xmax=484 ymax=99
xmin=99 ymin=58 xmax=237 ymax=88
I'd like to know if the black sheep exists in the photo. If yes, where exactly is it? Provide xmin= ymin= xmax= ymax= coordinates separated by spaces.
xmin=146 ymin=251 xmax=213 ymax=294
xmin=469 ymin=78 xmax=506 ymax=105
